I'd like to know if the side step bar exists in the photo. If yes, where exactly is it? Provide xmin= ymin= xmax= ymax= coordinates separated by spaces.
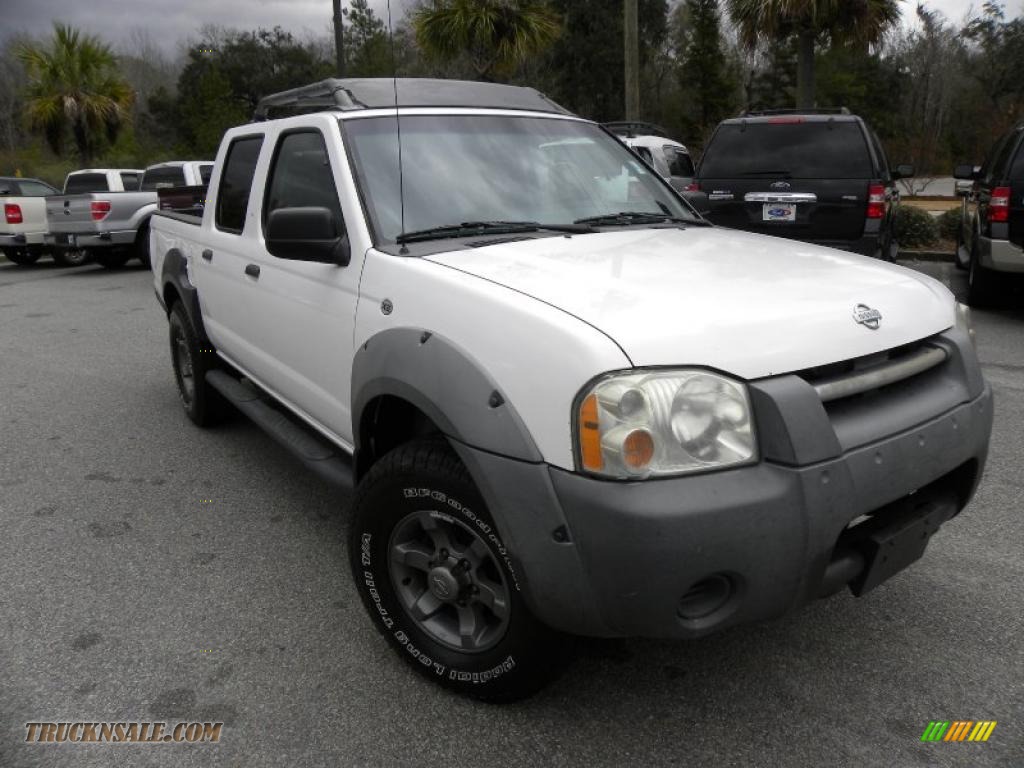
xmin=206 ymin=370 xmax=354 ymax=491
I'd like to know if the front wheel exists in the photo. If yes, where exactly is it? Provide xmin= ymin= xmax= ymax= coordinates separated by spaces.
xmin=350 ymin=439 xmax=571 ymax=702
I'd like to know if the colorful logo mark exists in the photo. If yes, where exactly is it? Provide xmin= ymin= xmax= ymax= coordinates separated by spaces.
xmin=921 ymin=721 xmax=997 ymax=742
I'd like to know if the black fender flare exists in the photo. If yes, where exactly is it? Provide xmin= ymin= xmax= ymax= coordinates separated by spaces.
xmin=160 ymin=248 xmax=213 ymax=347
xmin=351 ymin=327 xmax=542 ymax=465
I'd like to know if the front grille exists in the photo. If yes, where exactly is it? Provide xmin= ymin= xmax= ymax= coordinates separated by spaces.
xmin=797 ymin=336 xmax=947 ymax=404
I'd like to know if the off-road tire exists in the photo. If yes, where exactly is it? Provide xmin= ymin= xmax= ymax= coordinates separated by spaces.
xmin=136 ymin=224 xmax=151 ymax=268
xmin=168 ymin=302 xmax=228 ymax=426
xmin=350 ymin=438 xmax=571 ymax=702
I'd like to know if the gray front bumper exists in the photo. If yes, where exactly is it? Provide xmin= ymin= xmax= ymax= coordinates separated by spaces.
xmin=453 ymin=331 xmax=993 ymax=639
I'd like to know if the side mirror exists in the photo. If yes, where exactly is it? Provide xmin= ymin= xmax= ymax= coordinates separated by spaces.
xmin=892 ymin=164 xmax=915 ymax=180
xmin=953 ymin=164 xmax=978 ymax=181
xmin=681 ymin=190 xmax=711 ymax=216
xmin=266 ymin=206 xmax=350 ymax=266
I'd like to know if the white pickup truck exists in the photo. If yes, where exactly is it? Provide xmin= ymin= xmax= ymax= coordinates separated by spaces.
xmin=46 ymin=162 xmax=211 ymax=269
xmin=151 ymin=79 xmax=993 ymax=702
xmin=0 ymin=175 xmax=60 ymax=265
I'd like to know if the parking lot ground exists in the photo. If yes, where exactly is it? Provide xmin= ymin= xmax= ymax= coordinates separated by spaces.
xmin=0 ymin=257 xmax=1022 ymax=767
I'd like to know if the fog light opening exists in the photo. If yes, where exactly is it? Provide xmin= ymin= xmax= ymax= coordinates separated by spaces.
xmin=677 ymin=573 xmax=734 ymax=621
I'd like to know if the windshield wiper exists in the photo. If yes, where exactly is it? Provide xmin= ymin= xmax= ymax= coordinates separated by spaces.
xmin=574 ymin=211 xmax=691 ymax=227
xmin=396 ymin=220 xmax=593 ymax=244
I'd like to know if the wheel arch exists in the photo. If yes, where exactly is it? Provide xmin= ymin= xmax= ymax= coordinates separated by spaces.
xmin=351 ymin=327 xmax=542 ymax=483
xmin=161 ymin=248 xmax=213 ymax=347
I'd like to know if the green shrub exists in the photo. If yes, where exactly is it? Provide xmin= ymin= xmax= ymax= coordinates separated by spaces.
xmin=936 ymin=208 xmax=961 ymax=241
xmin=895 ymin=205 xmax=939 ymax=249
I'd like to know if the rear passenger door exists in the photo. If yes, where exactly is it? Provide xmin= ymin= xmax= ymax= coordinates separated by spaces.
xmin=240 ymin=126 xmax=362 ymax=443
xmin=196 ymin=133 xmax=265 ymax=362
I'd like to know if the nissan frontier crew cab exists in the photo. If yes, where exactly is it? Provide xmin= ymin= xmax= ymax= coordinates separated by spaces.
xmin=150 ymin=79 xmax=993 ymax=702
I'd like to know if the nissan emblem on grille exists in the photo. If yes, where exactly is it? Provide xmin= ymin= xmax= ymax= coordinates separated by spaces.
xmin=853 ymin=304 xmax=882 ymax=329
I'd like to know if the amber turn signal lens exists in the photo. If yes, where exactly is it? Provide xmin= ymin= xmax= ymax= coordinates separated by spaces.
xmin=622 ymin=429 xmax=655 ymax=469
xmin=579 ymin=393 xmax=604 ymax=470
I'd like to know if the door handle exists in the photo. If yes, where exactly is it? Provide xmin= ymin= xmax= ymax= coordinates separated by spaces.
xmin=244 ymin=263 xmax=261 ymax=279
xmin=201 ymin=249 xmax=213 ymax=261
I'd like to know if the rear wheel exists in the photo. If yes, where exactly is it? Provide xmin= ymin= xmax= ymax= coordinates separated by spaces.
xmin=51 ymin=248 xmax=90 ymax=267
xmin=2 ymin=248 xmax=41 ymax=266
xmin=135 ymin=224 xmax=151 ymax=268
xmin=168 ymin=302 xmax=228 ymax=426
xmin=350 ymin=439 xmax=572 ymax=702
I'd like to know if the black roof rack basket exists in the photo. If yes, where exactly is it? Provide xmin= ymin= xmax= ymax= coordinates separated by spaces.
xmin=252 ymin=78 xmax=573 ymax=122
xmin=253 ymin=79 xmax=364 ymax=121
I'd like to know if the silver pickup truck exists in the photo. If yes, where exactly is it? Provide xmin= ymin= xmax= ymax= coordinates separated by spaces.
xmin=45 ymin=161 xmax=211 ymax=269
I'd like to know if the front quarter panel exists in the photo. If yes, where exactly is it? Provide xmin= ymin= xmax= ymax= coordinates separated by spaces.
xmin=353 ymin=249 xmax=632 ymax=469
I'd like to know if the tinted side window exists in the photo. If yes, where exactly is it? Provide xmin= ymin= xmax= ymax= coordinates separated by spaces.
xmin=216 ymin=136 xmax=264 ymax=233
xmin=634 ymin=146 xmax=654 ymax=165
xmin=17 ymin=180 xmax=58 ymax=197
xmin=120 ymin=172 xmax=141 ymax=190
xmin=664 ymin=147 xmax=695 ymax=177
xmin=65 ymin=173 xmax=109 ymax=194
xmin=141 ymin=166 xmax=187 ymax=191
xmin=868 ymin=129 xmax=889 ymax=179
xmin=699 ymin=122 xmax=872 ymax=179
xmin=199 ymin=164 xmax=214 ymax=185
xmin=263 ymin=131 xmax=344 ymax=232
xmin=981 ymin=133 xmax=1010 ymax=185
xmin=993 ymin=130 xmax=1022 ymax=182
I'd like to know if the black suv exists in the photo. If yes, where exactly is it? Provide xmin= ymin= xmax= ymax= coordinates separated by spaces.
xmin=694 ymin=109 xmax=912 ymax=258
xmin=954 ymin=123 xmax=1024 ymax=306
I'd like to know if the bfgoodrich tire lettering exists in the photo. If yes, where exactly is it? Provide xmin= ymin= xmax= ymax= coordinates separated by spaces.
xmin=350 ymin=439 xmax=570 ymax=702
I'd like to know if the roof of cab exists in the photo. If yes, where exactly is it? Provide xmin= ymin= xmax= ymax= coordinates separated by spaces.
xmin=253 ymin=78 xmax=573 ymax=121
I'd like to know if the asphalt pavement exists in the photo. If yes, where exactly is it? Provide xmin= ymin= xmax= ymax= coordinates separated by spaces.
xmin=0 ymin=255 xmax=1021 ymax=767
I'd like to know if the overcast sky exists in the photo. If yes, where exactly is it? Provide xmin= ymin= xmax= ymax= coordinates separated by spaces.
xmin=4 ymin=0 xmax=1023 ymax=56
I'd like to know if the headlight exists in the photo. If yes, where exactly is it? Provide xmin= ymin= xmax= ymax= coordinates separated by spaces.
xmin=576 ymin=370 xmax=757 ymax=479
xmin=955 ymin=302 xmax=976 ymax=349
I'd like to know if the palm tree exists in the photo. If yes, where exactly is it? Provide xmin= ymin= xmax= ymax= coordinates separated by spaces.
xmin=17 ymin=24 xmax=134 ymax=164
xmin=413 ymin=0 xmax=562 ymax=81
xmin=725 ymin=0 xmax=902 ymax=109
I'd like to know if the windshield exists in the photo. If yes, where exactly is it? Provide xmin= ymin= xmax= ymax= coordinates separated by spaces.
xmin=343 ymin=114 xmax=696 ymax=244
xmin=700 ymin=122 xmax=872 ymax=179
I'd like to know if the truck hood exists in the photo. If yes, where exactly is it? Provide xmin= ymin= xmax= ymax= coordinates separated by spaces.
xmin=424 ymin=227 xmax=955 ymax=379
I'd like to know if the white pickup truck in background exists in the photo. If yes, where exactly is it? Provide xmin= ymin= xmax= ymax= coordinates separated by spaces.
xmin=0 ymin=175 xmax=61 ymax=266
xmin=46 ymin=161 xmax=211 ymax=269
xmin=151 ymin=79 xmax=992 ymax=702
